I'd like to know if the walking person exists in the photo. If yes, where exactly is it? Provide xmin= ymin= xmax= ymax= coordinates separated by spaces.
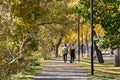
xmin=110 ymin=48 xmax=113 ymax=56
xmin=70 ymin=46 xmax=75 ymax=63
xmin=62 ymin=44 xmax=68 ymax=63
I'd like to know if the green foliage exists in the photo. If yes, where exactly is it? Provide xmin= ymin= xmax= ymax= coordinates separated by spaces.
xmin=25 ymin=37 xmax=38 ymax=51
xmin=0 ymin=0 xmax=78 ymax=79
xmin=73 ymin=0 xmax=90 ymax=20
xmin=75 ymin=0 xmax=120 ymax=49
xmin=94 ymin=0 xmax=120 ymax=49
xmin=94 ymin=37 xmax=109 ymax=50
xmin=4 ymin=0 xmax=120 ymax=79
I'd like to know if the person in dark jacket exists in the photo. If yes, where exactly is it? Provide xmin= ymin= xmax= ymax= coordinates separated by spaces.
xmin=70 ymin=46 xmax=75 ymax=63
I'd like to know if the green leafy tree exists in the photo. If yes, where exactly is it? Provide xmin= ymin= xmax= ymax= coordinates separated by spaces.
xmin=94 ymin=0 xmax=120 ymax=66
xmin=73 ymin=0 xmax=104 ymax=63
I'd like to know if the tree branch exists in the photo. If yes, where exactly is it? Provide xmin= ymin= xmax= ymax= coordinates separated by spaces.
xmin=8 ymin=34 xmax=27 ymax=65
xmin=8 ymin=54 xmax=22 ymax=65
xmin=7 ymin=48 xmax=14 ymax=59
xmin=37 ymin=21 xmax=64 ymax=25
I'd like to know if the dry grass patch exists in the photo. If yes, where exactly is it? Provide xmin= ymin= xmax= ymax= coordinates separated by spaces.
xmin=77 ymin=58 xmax=120 ymax=80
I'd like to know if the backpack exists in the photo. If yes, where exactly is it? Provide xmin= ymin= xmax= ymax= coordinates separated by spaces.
xmin=63 ymin=47 xmax=68 ymax=54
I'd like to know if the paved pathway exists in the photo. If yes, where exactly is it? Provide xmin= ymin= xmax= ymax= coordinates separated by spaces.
xmin=34 ymin=58 xmax=91 ymax=80
xmin=103 ymin=54 xmax=115 ymax=60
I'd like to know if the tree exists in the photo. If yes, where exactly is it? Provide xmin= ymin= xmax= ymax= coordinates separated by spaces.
xmin=93 ymin=0 xmax=120 ymax=66
xmin=37 ymin=0 xmax=78 ymax=57
xmin=74 ymin=0 xmax=104 ymax=63
xmin=0 ymin=0 xmax=51 ymax=79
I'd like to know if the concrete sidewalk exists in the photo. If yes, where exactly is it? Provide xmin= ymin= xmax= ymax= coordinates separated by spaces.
xmin=34 ymin=58 xmax=91 ymax=80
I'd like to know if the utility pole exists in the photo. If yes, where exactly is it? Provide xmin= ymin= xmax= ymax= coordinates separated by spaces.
xmin=90 ymin=0 xmax=94 ymax=75
xmin=78 ymin=13 xmax=80 ymax=62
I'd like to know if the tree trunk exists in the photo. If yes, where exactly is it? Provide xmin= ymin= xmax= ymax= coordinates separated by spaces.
xmin=86 ymin=35 xmax=89 ymax=57
xmin=55 ymin=37 xmax=63 ymax=57
xmin=55 ymin=45 xmax=58 ymax=57
xmin=115 ymin=48 xmax=120 ymax=67
xmin=93 ymin=30 xmax=104 ymax=63
xmin=94 ymin=41 xmax=104 ymax=63
xmin=81 ymin=33 xmax=84 ymax=57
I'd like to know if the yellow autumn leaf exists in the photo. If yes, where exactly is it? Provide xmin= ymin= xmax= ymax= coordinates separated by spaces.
xmin=94 ymin=24 xmax=106 ymax=37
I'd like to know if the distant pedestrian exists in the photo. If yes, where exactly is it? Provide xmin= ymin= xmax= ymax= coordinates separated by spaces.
xmin=70 ymin=46 xmax=75 ymax=63
xmin=110 ymin=48 xmax=113 ymax=55
xmin=81 ymin=44 xmax=86 ymax=57
xmin=62 ymin=44 xmax=68 ymax=63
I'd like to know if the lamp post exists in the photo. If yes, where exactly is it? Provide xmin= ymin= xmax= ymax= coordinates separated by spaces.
xmin=90 ymin=0 xmax=94 ymax=75
xmin=78 ymin=13 xmax=80 ymax=62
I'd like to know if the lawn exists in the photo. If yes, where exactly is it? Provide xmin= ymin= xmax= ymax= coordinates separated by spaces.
xmin=77 ymin=58 xmax=120 ymax=80
xmin=18 ymin=66 xmax=43 ymax=80
xmin=11 ymin=58 xmax=46 ymax=80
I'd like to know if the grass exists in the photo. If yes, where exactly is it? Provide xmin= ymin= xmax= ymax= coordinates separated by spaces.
xmin=11 ymin=58 xmax=46 ymax=80
xmin=77 ymin=58 xmax=120 ymax=80
xmin=11 ymin=55 xmax=56 ymax=80
xmin=18 ymin=66 xmax=43 ymax=80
